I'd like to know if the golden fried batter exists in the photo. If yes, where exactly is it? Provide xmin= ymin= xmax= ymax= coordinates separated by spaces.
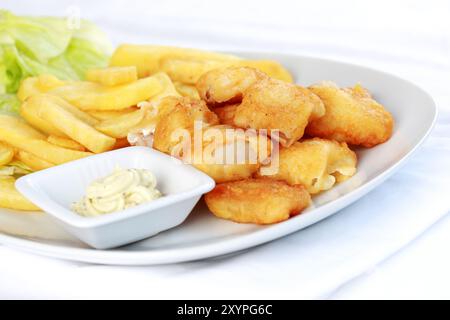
xmin=205 ymin=178 xmax=311 ymax=224
xmin=306 ymin=82 xmax=394 ymax=147
xmin=194 ymin=161 xmax=259 ymax=184
xmin=213 ymin=104 xmax=238 ymax=126
xmin=233 ymin=78 xmax=325 ymax=147
xmin=196 ymin=67 xmax=268 ymax=106
xmin=305 ymin=87 xmax=327 ymax=121
xmin=258 ymin=138 xmax=357 ymax=194
xmin=192 ymin=125 xmax=272 ymax=183
xmin=153 ymin=96 xmax=219 ymax=155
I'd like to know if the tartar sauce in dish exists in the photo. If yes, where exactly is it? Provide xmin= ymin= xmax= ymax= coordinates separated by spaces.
xmin=72 ymin=167 xmax=162 ymax=217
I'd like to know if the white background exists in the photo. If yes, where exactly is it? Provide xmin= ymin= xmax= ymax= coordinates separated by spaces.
xmin=1 ymin=0 xmax=450 ymax=299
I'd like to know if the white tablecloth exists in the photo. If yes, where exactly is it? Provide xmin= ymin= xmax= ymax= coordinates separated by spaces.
xmin=1 ymin=0 xmax=450 ymax=299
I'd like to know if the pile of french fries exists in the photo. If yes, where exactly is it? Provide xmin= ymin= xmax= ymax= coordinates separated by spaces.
xmin=0 ymin=45 xmax=293 ymax=211
xmin=110 ymin=44 xmax=294 ymax=97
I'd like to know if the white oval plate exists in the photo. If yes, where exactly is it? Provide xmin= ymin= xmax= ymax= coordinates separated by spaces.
xmin=0 ymin=52 xmax=437 ymax=265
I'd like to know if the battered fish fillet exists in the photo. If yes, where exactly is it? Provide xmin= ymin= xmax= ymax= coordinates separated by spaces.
xmin=258 ymin=138 xmax=357 ymax=194
xmin=213 ymin=104 xmax=238 ymax=126
xmin=153 ymin=96 xmax=219 ymax=155
xmin=233 ymin=78 xmax=325 ymax=147
xmin=205 ymin=178 xmax=311 ymax=224
xmin=192 ymin=125 xmax=272 ymax=183
xmin=306 ymin=82 xmax=394 ymax=147
xmin=196 ymin=67 xmax=268 ymax=106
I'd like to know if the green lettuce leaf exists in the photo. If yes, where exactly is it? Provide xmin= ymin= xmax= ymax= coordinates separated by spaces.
xmin=0 ymin=93 xmax=20 ymax=115
xmin=0 ymin=10 xmax=111 ymax=99
xmin=1 ymin=11 xmax=72 ymax=63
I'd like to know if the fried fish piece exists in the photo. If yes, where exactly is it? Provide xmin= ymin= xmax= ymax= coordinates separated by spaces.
xmin=258 ymin=138 xmax=357 ymax=194
xmin=191 ymin=125 xmax=272 ymax=183
xmin=205 ymin=178 xmax=311 ymax=224
xmin=153 ymin=96 xmax=219 ymax=155
xmin=196 ymin=67 xmax=268 ymax=107
xmin=306 ymin=82 xmax=394 ymax=147
xmin=174 ymin=81 xmax=200 ymax=99
xmin=213 ymin=104 xmax=238 ymax=126
xmin=234 ymin=60 xmax=293 ymax=83
xmin=233 ymin=78 xmax=325 ymax=147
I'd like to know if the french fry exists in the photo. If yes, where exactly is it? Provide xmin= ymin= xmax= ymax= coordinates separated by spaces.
xmin=19 ymin=140 xmax=91 ymax=165
xmin=17 ymin=74 xmax=65 ymax=101
xmin=49 ymin=76 xmax=163 ymax=111
xmin=150 ymin=72 xmax=180 ymax=101
xmin=21 ymin=94 xmax=99 ymax=138
xmin=110 ymin=44 xmax=239 ymax=77
xmin=87 ymin=107 xmax=138 ymax=121
xmin=15 ymin=150 xmax=55 ymax=171
xmin=0 ymin=142 xmax=15 ymax=167
xmin=161 ymin=59 xmax=224 ymax=84
xmin=86 ymin=66 xmax=138 ymax=86
xmin=109 ymin=44 xmax=293 ymax=83
xmin=37 ymin=74 xmax=66 ymax=91
xmin=26 ymin=95 xmax=116 ymax=153
xmin=47 ymin=135 xmax=86 ymax=151
xmin=95 ymin=109 xmax=145 ymax=138
xmin=0 ymin=161 xmax=32 ymax=176
xmin=0 ymin=115 xmax=46 ymax=140
xmin=54 ymin=96 xmax=99 ymax=127
xmin=0 ymin=176 xmax=40 ymax=211
xmin=20 ymin=99 xmax=69 ymax=138
xmin=17 ymin=77 xmax=41 ymax=102
xmin=0 ymin=114 xmax=92 ymax=165
xmin=174 ymin=81 xmax=200 ymax=99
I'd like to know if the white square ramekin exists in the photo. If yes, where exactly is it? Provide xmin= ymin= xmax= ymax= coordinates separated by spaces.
xmin=16 ymin=146 xmax=215 ymax=249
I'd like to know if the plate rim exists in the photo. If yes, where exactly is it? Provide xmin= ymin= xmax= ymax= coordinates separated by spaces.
xmin=0 ymin=52 xmax=438 ymax=265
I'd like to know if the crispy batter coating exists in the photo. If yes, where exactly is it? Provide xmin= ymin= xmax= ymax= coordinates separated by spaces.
xmin=205 ymin=178 xmax=311 ymax=224
xmin=196 ymin=67 xmax=268 ymax=107
xmin=233 ymin=78 xmax=325 ymax=147
xmin=192 ymin=125 xmax=272 ymax=183
xmin=213 ymin=104 xmax=238 ymax=126
xmin=305 ymin=87 xmax=327 ymax=121
xmin=153 ymin=96 xmax=219 ymax=155
xmin=194 ymin=161 xmax=259 ymax=184
xmin=306 ymin=82 xmax=394 ymax=147
xmin=258 ymin=138 xmax=357 ymax=194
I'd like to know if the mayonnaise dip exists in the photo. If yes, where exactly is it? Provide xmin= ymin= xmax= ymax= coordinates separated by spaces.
xmin=72 ymin=167 xmax=162 ymax=217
